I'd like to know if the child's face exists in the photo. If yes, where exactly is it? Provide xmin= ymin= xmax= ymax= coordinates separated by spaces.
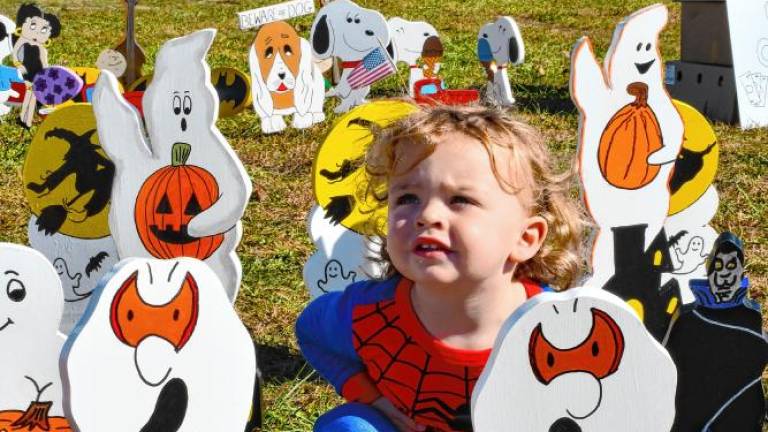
xmin=21 ymin=16 xmax=52 ymax=45
xmin=386 ymin=132 xmax=542 ymax=287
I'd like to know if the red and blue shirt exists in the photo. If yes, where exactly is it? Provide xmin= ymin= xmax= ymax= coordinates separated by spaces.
xmin=296 ymin=276 xmax=544 ymax=431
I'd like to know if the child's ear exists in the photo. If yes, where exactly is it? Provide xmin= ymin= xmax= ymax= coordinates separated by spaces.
xmin=509 ymin=215 xmax=548 ymax=263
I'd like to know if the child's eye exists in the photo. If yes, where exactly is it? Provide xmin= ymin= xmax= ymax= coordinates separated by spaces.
xmin=394 ymin=193 xmax=419 ymax=206
xmin=450 ymin=195 xmax=475 ymax=206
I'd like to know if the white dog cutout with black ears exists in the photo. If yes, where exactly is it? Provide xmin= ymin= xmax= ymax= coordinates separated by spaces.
xmin=93 ymin=29 xmax=251 ymax=301
xmin=310 ymin=0 xmax=392 ymax=113
xmin=477 ymin=16 xmax=525 ymax=107
xmin=249 ymin=21 xmax=325 ymax=134
xmin=388 ymin=17 xmax=440 ymax=97
xmin=0 ymin=243 xmax=66 ymax=416
xmin=472 ymin=287 xmax=677 ymax=431
xmin=62 ymin=258 xmax=256 ymax=432
xmin=570 ymin=4 xmax=683 ymax=288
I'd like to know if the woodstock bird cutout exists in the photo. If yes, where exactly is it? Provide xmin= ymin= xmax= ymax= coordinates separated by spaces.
xmin=0 ymin=244 xmax=68 ymax=421
xmin=303 ymin=205 xmax=382 ymax=299
xmin=570 ymin=4 xmax=683 ymax=288
xmin=477 ymin=16 xmax=525 ymax=106
xmin=388 ymin=17 xmax=440 ymax=96
xmin=93 ymin=29 xmax=251 ymax=301
xmin=310 ymin=0 xmax=392 ymax=113
xmin=62 ymin=258 xmax=256 ymax=432
xmin=472 ymin=287 xmax=677 ymax=431
xmin=249 ymin=21 xmax=325 ymax=134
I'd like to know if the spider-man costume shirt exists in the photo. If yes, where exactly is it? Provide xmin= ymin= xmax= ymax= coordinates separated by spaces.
xmin=297 ymin=276 xmax=544 ymax=431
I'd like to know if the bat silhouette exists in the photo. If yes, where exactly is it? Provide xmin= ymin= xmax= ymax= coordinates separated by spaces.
xmin=213 ymin=69 xmax=248 ymax=108
xmin=85 ymin=251 xmax=110 ymax=277
xmin=667 ymin=230 xmax=689 ymax=248
xmin=324 ymin=195 xmax=354 ymax=225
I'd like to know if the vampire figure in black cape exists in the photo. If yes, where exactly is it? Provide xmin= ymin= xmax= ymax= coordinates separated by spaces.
xmin=666 ymin=232 xmax=768 ymax=432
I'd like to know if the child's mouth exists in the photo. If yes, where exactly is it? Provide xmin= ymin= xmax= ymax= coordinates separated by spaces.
xmin=413 ymin=238 xmax=452 ymax=257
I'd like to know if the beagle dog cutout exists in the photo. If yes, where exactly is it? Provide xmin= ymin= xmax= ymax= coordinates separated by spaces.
xmin=387 ymin=17 xmax=440 ymax=97
xmin=310 ymin=0 xmax=392 ymax=113
xmin=477 ymin=16 xmax=525 ymax=107
xmin=249 ymin=21 xmax=325 ymax=134
xmin=472 ymin=287 xmax=677 ymax=431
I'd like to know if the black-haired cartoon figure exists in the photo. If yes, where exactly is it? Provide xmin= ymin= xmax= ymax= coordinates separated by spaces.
xmin=666 ymin=232 xmax=768 ymax=431
xmin=11 ymin=3 xmax=61 ymax=128
xmin=26 ymin=128 xmax=115 ymax=235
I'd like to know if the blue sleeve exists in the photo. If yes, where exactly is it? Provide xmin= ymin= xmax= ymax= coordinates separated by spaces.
xmin=295 ymin=278 xmax=397 ymax=395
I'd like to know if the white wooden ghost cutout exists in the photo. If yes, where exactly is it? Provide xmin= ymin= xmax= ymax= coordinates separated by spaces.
xmin=303 ymin=205 xmax=383 ymax=299
xmin=93 ymin=29 xmax=251 ymax=302
xmin=476 ymin=16 xmax=524 ymax=107
xmin=472 ymin=287 xmax=677 ymax=431
xmin=62 ymin=257 xmax=256 ymax=432
xmin=310 ymin=0 xmax=393 ymax=113
xmin=0 ymin=15 xmax=22 ymax=116
xmin=570 ymin=4 xmax=683 ymax=289
xmin=249 ymin=20 xmax=325 ymax=134
xmin=28 ymin=217 xmax=119 ymax=334
xmin=387 ymin=17 xmax=441 ymax=97
xmin=0 ymin=244 xmax=69 ymax=427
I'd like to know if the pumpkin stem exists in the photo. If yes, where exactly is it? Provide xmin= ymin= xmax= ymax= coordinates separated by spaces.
xmin=7 ymin=377 xmax=58 ymax=431
xmin=172 ymin=142 xmax=192 ymax=167
xmin=627 ymin=82 xmax=648 ymax=106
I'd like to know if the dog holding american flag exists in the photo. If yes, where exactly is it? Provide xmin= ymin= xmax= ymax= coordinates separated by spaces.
xmin=310 ymin=0 xmax=395 ymax=113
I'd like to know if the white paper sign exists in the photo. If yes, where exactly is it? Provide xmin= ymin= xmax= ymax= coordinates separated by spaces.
xmin=726 ymin=1 xmax=768 ymax=129
xmin=238 ymin=0 xmax=315 ymax=30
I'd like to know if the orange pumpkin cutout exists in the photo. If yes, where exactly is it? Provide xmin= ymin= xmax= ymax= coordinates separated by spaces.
xmin=0 ymin=379 xmax=72 ymax=432
xmin=110 ymin=271 xmax=199 ymax=351
xmin=598 ymin=82 xmax=663 ymax=190
xmin=135 ymin=143 xmax=223 ymax=259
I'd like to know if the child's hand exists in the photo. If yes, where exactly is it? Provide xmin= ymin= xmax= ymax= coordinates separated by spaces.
xmin=372 ymin=397 xmax=426 ymax=432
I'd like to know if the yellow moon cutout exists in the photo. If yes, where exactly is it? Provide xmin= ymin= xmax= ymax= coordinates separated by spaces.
xmin=23 ymin=103 xmax=113 ymax=239
xmin=668 ymin=100 xmax=719 ymax=216
xmin=313 ymin=100 xmax=418 ymax=236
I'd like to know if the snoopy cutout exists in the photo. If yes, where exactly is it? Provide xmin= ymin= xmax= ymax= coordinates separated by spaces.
xmin=0 ymin=15 xmax=22 ymax=116
xmin=249 ymin=21 xmax=326 ymax=134
xmin=387 ymin=17 xmax=440 ymax=97
xmin=62 ymin=257 xmax=256 ymax=432
xmin=570 ymin=4 xmax=683 ymax=289
xmin=303 ymin=205 xmax=383 ymax=299
xmin=93 ymin=29 xmax=251 ymax=301
xmin=28 ymin=217 xmax=119 ymax=333
xmin=472 ymin=287 xmax=677 ymax=431
xmin=310 ymin=0 xmax=392 ymax=113
xmin=0 ymin=244 xmax=67 ymax=419
xmin=477 ymin=16 xmax=525 ymax=107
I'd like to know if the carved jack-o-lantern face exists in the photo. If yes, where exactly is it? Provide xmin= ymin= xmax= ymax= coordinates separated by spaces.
xmin=109 ymin=270 xmax=199 ymax=351
xmin=134 ymin=143 xmax=223 ymax=260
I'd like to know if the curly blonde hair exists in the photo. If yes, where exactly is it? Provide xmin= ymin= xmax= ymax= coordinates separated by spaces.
xmin=363 ymin=104 xmax=586 ymax=290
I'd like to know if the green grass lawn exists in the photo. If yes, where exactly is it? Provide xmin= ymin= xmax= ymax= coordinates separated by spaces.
xmin=0 ymin=1 xmax=765 ymax=431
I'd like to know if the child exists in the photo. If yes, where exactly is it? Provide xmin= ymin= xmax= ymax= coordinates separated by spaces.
xmin=297 ymin=105 xmax=584 ymax=432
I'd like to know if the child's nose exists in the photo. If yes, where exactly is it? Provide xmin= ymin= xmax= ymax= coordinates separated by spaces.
xmin=416 ymin=200 xmax=444 ymax=228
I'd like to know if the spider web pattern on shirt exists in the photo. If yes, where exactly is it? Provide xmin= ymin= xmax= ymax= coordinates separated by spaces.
xmin=352 ymin=299 xmax=478 ymax=431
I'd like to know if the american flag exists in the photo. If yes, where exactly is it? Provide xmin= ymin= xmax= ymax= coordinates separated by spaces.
xmin=347 ymin=47 xmax=396 ymax=90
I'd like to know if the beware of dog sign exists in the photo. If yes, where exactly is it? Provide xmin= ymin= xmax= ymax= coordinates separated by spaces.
xmin=238 ymin=0 xmax=315 ymax=30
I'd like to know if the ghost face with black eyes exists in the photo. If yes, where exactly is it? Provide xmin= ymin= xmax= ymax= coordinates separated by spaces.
xmin=633 ymin=41 xmax=656 ymax=75
xmin=172 ymin=91 xmax=193 ymax=133
xmin=0 ymin=244 xmax=62 ymax=339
